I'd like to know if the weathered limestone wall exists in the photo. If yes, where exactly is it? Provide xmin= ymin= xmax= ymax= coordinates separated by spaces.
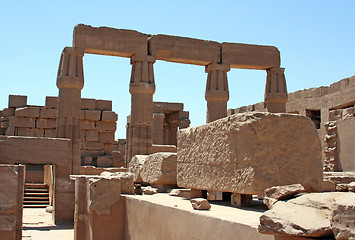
xmin=177 ymin=112 xmax=323 ymax=195
xmin=0 ymin=95 xmax=119 ymax=168
xmin=0 ymin=164 xmax=24 ymax=240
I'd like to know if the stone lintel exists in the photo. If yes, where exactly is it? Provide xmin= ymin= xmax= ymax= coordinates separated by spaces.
xmin=222 ymin=42 xmax=280 ymax=70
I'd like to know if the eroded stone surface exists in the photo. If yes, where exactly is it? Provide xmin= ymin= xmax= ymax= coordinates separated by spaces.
xmin=264 ymin=184 xmax=306 ymax=209
xmin=128 ymin=155 xmax=149 ymax=182
xmin=177 ymin=112 xmax=323 ymax=195
xmin=259 ymin=192 xmax=354 ymax=238
xmin=99 ymin=172 xmax=135 ymax=194
xmin=259 ymin=201 xmax=332 ymax=237
xmin=140 ymin=152 xmax=177 ymax=185
xmin=330 ymin=192 xmax=355 ymax=239
xmin=88 ymin=177 xmax=121 ymax=215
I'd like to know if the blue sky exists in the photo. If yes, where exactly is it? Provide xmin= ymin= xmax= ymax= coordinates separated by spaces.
xmin=1 ymin=1 xmax=354 ymax=138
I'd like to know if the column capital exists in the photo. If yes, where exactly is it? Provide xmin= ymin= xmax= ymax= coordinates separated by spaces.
xmin=130 ymin=54 xmax=155 ymax=64
xmin=56 ymin=47 xmax=84 ymax=90
xmin=57 ymin=76 xmax=84 ymax=90
xmin=62 ymin=47 xmax=85 ymax=57
xmin=205 ymin=90 xmax=229 ymax=102
xmin=205 ymin=63 xmax=230 ymax=73
xmin=266 ymin=66 xmax=285 ymax=74
xmin=129 ymin=81 xmax=155 ymax=95
xmin=264 ymin=67 xmax=287 ymax=113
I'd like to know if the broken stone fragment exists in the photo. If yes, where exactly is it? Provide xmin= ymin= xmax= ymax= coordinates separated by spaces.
xmin=190 ymin=198 xmax=211 ymax=210
xmin=169 ymin=189 xmax=191 ymax=198
xmin=128 ymin=155 xmax=149 ymax=182
xmin=140 ymin=152 xmax=177 ymax=185
xmin=99 ymin=171 xmax=135 ymax=194
xmin=142 ymin=186 xmax=158 ymax=195
xmin=88 ymin=177 xmax=121 ymax=215
xmin=259 ymin=201 xmax=332 ymax=238
xmin=259 ymin=192 xmax=354 ymax=238
xmin=263 ymin=184 xmax=306 ymax=209
xmin=348 ymin=182 xmax=355 ymax=192
xmin=330 ymin=192 xmax=355 ymax=239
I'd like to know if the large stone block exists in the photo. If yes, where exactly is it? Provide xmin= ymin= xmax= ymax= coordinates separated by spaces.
xmin=98 ymin=132 xmax=114 ymax=143
xmin=84 ymin=110 xmax=101 ymax=121
xmin=150 ymin=34 xmax=220 ymax=66
xmin=101 ymin=111 xmax=117 ymax=121
xmin=36 ymin=118 xmax=56 ymax=129
xmin=96 ymin=100 xmax=112 ymax=111
xmin=177 ymin=112 xmax=323 ymax=195
xmin=140 ymin=152 xmax=177 ymax=185
xmin=73 ymin=24 xmax=148 ymax=57
xmin=221 ymin=43 xmax=280 ymax=70
xmin=14 ymin=107 xmax=40 ymax=118
xmin=8 ymin=95 xmax=27 ymax=108
xmin=96 ymin=121 xmax=116 ymax=132
xmin=40 ymin=107 xmax=57 ymax=119
xmin=45 ymin=96 xmax=58 ymax=109
xmin=81 ymin=98 xmax=96 ymax=110
xmin=9 ymin=116 xmax=36 ymax=128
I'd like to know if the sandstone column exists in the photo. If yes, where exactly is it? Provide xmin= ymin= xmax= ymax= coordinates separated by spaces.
xmin=205 ymin=63 xmax=230 ymax=123
xmin=126 ymin=55 xmax=155 ymax=164
xmin=264 ymin=67 xmax=287 ymax=113
xmin=56 ymin=47 xmax=84 ymax=175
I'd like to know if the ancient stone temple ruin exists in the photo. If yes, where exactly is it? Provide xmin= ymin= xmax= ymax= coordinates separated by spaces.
xmin=0 ymin=24 xmax=354 ymax=240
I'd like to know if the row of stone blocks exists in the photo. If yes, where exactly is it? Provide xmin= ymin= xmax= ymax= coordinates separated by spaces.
xmin=288 ymin=75 xmax=355 ymax=102
xmin=74 ymin=24 xmax=280 ymax=70
xmin=0 ymin=95 xmax=120 ymax=168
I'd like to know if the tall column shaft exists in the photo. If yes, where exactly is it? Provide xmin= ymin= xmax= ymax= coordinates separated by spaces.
xmin=205 ymin=63 xmax=230 ymax=123
xmin=56 ymin=47 xmax=84 ymax=175
xmin=264 ymin=67 xmax=288 ymax=113
xmin=126 ymin=55 xmax=155 ymax=164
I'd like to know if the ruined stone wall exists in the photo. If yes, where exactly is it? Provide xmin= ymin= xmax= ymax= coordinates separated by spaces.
xmin=0 ymin=164 xmax=24 ymax=240
xmin=152 ymin=102 xmax=190 ymax=146
xmin=0 ymin=95 xmax=119 ymax=168
xmin=324 ymin=107 xmax=355 ymax=172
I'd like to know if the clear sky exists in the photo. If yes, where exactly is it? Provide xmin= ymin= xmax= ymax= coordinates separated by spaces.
xmin=1 ymin=1 xmax=354 ymax=139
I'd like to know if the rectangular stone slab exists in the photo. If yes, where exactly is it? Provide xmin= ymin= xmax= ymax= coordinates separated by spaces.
xmin=73 ymin=24 xmax=148 ymax=57
xmin=177 ymin=112 xmax=323 ymax=195
xmin=149 ymin=34 xmax=220 ymax=66
xmin=222 ymin=42 xmax=280 ymax=70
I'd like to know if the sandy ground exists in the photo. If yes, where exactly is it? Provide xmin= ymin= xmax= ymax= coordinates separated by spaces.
xmin=22 ymin=208 xmax=73 ymax=240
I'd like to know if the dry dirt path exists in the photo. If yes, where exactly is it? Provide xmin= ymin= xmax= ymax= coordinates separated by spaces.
xmin=22 ymin=208 xmax=73 ymax=240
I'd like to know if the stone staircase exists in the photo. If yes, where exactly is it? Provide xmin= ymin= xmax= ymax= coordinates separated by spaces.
xmin=23 ymin=183 xmax=50 ymax=208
